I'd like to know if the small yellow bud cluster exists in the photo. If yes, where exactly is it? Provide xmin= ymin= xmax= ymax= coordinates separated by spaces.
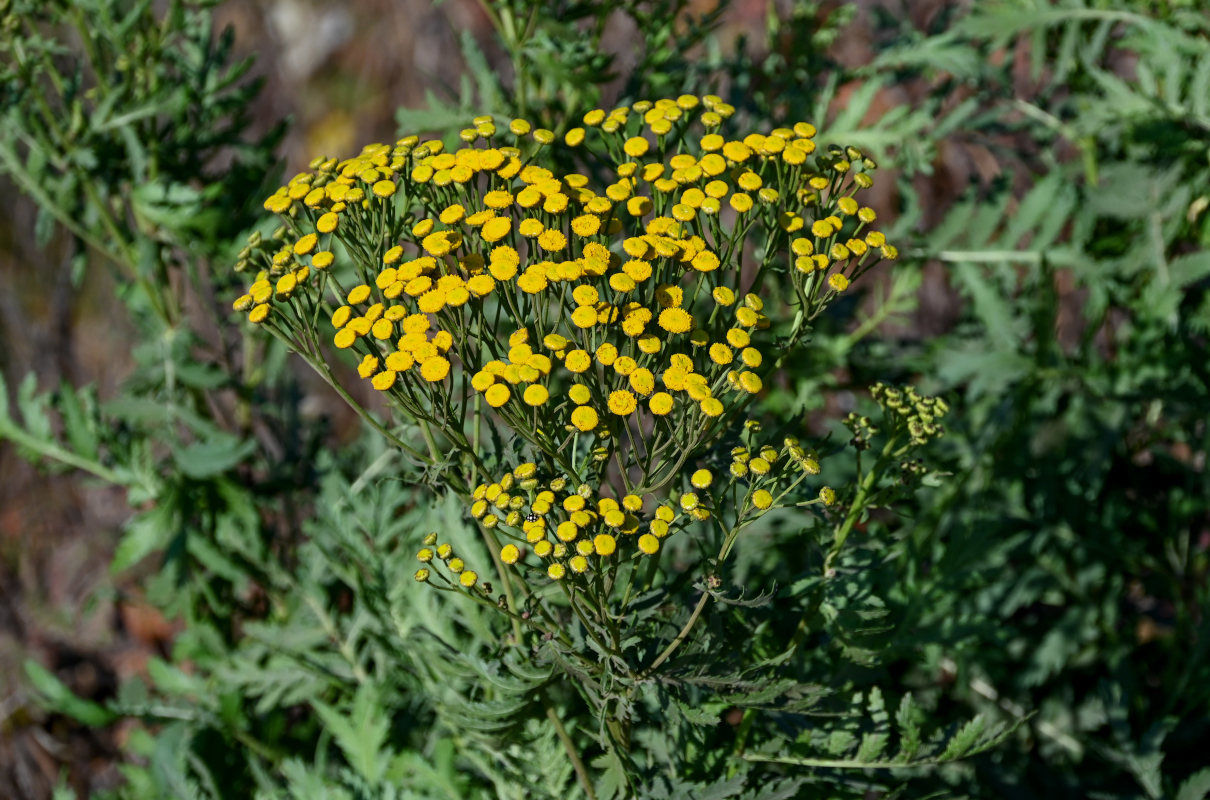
xmin=415 ymin=531 xmax=485 ymax=590
xmin=869 ymin=383 xmax=949 ymax=447
xmin=728 ymin=435 xmax=825 ymax=516
xmin=466 ymin=463 xmax=682 ymax=581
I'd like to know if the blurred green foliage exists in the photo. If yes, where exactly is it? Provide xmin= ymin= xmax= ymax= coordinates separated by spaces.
xmin=0 ymin=0 xmax=313 ymax=634
xmin=2 ymin=0 xmax=1208 ymax=798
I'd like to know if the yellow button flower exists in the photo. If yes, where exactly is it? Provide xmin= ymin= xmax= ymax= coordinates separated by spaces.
xmin=523 ymin=385 xmax=549 ymax=406
xmin=658 ymin=307 xmax=693 ymax=334
xmin=649 ymin=392 xmax=674 ymax=415
xmin=481 ymin=216 xmax=512 ymax=242
xmin=565 ymin=350 xmax=592 ymax=373
xmin=371 ymin=370 xmax=397 ymax=391
xmin=537 ymin=229 xmax=567 ymax=252
xmin=485 ymin=384 xmax=510 ymax=407
xmin=709 ymin=343 xmax=733 ymax=365
xmin=571 ymin=406 xmax=598 ymax=431
xmin=608 ymin=390 xmax=637 ymax=416
xmin=595 ymin=343 xmax=618 ymax=366
xmin=623 ymin=136 xmax=650 ymax=157
xmin=594 ymin=533 xmax=617 ymax=556
xmin=420 ymin=357 xmax=450 ymax=383
xmin=629 ymin=368 xmax=655 ymax=396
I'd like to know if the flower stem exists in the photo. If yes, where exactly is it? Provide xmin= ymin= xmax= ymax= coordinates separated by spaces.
xmin=545 ymin=699 xmax=597 ymax=800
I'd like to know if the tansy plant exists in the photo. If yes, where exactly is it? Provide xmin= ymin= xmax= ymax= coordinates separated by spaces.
xmin=230 ymin=93 xmax=937 ymax=784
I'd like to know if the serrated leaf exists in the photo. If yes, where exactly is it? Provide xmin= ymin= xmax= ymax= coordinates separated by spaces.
xmin=57 ymin=383 xmax=100 ymax=461
xmin=740 ymin=777 xmax=806 ymax=800
xmin=1177 ymin=768 xmax=1210 ymax=800
xmin=16 ymin=373 xmax=53 ymax=441
xmin=825 ymin=729 xmax=856 ymax=757
xmin=867 ymin=686 xmax=888 ymax=725
xmin=1003 ymin=172 xmax=1064 ymax=246
xmin=459 ymin=29 xmax=503 ymax=112
xmin=174 ymin=435 xmax=256 ymax=478
xmin=857 ymin=732 xmax=890 ymax=763
xmin=173 ymin=362 xmax=229 ymax=390
xmin=692 ymin=774 xmax=747 ymax=800
xmin=187 ymin=531 xmax=248 ymax=585
xmin=939 ymin=715 xmax=986 ymax=762
xmin=1169 ymin=251 xmax=1210 ymax=287
xmin=895 ymin=694 xmax=923 ymax=762
xmin=112 ymin=501 xmax=176 ymax=572
xmin=311 ymin=684 xmax=390 ymax=784
xmin=675 ymin=696 xmax=727 ymax=726
xmin=396 ymin=90 xmax=471 ymax=137
xmin=280 ymin=758 xmax=353 ymax=800
xmin=953 ymin=261 xmax=1023 ymax=351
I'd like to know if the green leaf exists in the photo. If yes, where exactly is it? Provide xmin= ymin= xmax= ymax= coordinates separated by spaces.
xmin=675 ymin=696 xmax=727 ymax=726
xmin=825 ymin=728 xmax=856 ymax=757
xmin=1177 ymin=768 xmax=1210 ymax=800
xmin=173 ymin=434 xmax=256 ymax=478
xmin=280 ymin=758 xmax=353 ymax=800
xmin=102 ymin=396 xmax=218 ymax=437
xmin=939 ymin=715 xmax=986 ymax=762
xmin=24 ymin=660 xmax=116 ymax=727
xmin=187 ymin=532 xmax=249 ymax=585
xmin=130 ymin=180 xmax=205 ymax=233
xmin=112 ymin=501 xmax=176 ymax=572
xmin=396 ymin=90 xmax=474 ymax=137
xmin=953 ymin=262 xmax=1022 ymax=347
xmin=311 ymin=683 xmax=390 ymax=784
xmin=691 ymin=774 xmax=747 ymax=800
xmin=148 ymin=658 xmax=204 ymax=697
xmin=57 ymin=382 xmax=100 ymax=462
xmin=1170 ymin=251 xmax=1210 ymax=287
xmin=857 ymin=732 xmax=890 ymax=763
xmin=16 ymin=373 xmax=53 ymax=441
xmin=740 ymin=778 xmax=807 ymax=800
xmin=895 ymin=693 xmax=923 ymax=762
xmin=173 ymin=362 xmax=230 ymax=390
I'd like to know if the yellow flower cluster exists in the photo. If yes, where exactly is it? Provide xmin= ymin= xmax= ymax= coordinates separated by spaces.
xmin=448 ymin=430 xmax=835 ymax=584
xmin=464 ymin=462 xmax=694 ymax=581
xmin=232 ymin=95 xmax=896 ymax=570
xmin=413 ymin=532 xmax=483 ymax=590
xmin=725 ymin=433 xmax=829 ymax=515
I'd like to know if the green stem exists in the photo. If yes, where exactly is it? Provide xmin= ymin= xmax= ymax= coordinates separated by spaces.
xmin=545 ymin=699 xmax=597 ymax=800
xmin=824 ymin=434 xmax=899 ymax=573
xmin=644 ymin=589 xmax=710 ymax=676
xmin=306 ymin=357 xmax=429 ymax=462
xmin=478 ymin=524 xmax=525 ymax=645
xmin=0 ymin=422 xmax=144 ymax=492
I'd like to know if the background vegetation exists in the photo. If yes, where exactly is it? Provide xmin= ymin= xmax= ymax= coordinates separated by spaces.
xmin=1 ymin=0 xmax=1207 ymax=797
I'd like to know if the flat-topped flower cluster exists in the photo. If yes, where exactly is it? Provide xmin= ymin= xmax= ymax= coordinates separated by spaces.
xmin=232 ymin=94 xmax=895 ymax=593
